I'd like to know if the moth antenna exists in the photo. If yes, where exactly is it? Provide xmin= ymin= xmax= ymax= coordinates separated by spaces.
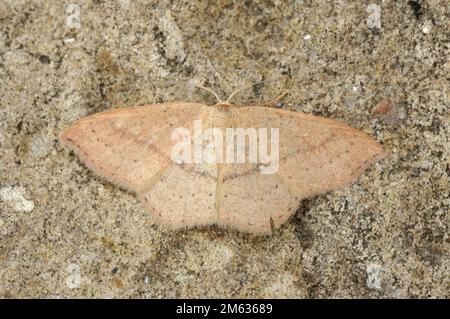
xmin=226 ymin=81 xmax=266 ymax=103
xmin=194 ymin=85 xmax=222 ymax=103
xmin=258 ymin=91 xmax=288 ymax=107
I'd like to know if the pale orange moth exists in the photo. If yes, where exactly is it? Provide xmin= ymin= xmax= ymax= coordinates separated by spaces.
xmin=60 ymin=87 xmax=384 ymax=234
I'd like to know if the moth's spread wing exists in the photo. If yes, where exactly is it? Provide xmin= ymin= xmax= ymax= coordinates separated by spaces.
xmin=217 ymin=106 xmax=385 ymax=234
xmin=60 ymin=102 xmax=206 ymax=192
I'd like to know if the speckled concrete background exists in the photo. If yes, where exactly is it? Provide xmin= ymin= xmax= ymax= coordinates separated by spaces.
xmin=0 ymin=0 xmax=448 ymax=298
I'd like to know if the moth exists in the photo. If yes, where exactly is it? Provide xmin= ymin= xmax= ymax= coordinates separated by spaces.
xmin=60 ymin=88 xmax=385 ymax=234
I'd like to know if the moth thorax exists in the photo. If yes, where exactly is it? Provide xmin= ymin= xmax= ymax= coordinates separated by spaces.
xmin=214 ymin=102 xmax=232 ymax=113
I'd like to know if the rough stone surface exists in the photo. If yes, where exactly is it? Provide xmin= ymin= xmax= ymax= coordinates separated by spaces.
xmin=0 ymin=0 xmax=448 ymax=298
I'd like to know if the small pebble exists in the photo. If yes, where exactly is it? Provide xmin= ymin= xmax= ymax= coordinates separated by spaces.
xmin=38 ymin=54 xmax=51 ymax=64
xmin=372 ymin=99 xmax=406 ymax=123
xmin=0 ymin=186 xmax=34 ymax=213
xmin=366 ymin=263 xmax=383 ymax=290
xmin=66 ymin=264 xmax=81 ymax=289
